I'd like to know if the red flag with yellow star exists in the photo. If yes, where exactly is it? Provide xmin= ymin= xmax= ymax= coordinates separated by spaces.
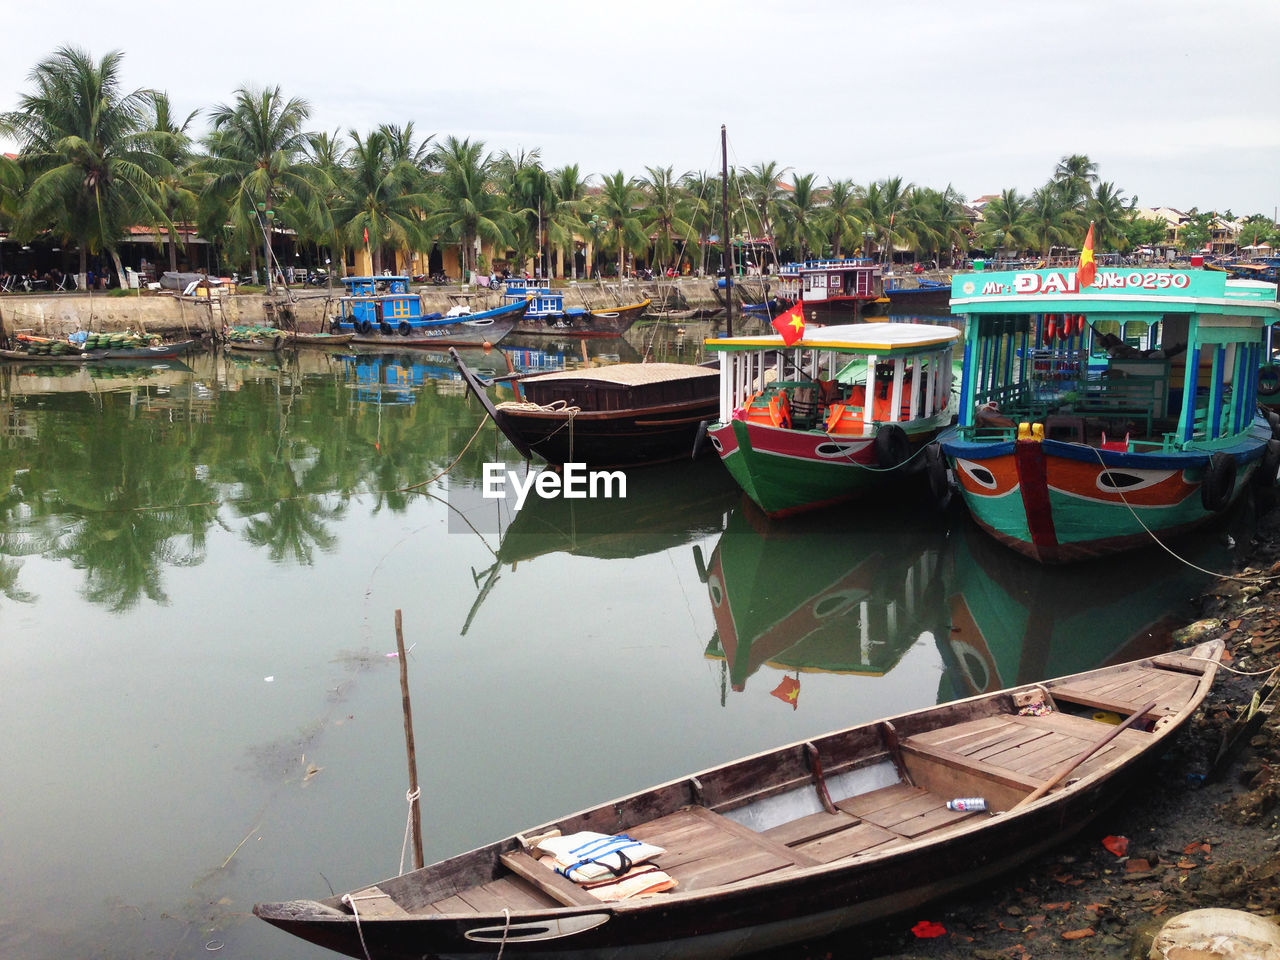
xmin=1076 ymin=222 xmax=1097 ymax=288
xmin=772 ymin=302 xmax=805 ymax=345
xmin=770 ymin=675 xmax=800 ymax=709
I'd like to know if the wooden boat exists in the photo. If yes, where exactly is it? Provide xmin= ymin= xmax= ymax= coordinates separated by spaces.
xmin=774 ymin=258 xmax=885 ymax=323
xmin=330 ymin=276 xmax=527 ymax=347
xmin=226 ymin=327 xmax=285 ymax=352
xmin=0 ymin=347 xmax=97 ymax=363
xmin=452 ymin=349 xmax=719 ymax=467
xmin=286 ymin=331 xmax=355 ymax=347
xmin=254 ymin=640 xmax=1223 ymax=960
xmin=501 ymin=282 xmax=650 ymax=337
xmin=937 ymin=266 xmax=1280 ymax=563
xmin=864 ymin=277 xmax=952 ymax=316
xmin=703 ymin=322 xmax=960 ymax=517
xmin=5 ymin=333 xmax=201 ymax=361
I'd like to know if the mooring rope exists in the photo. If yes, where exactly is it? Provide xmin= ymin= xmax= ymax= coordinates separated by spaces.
xmin=340 ymin=893 xmax=375 ymax=960
xmin=1082 ymin=443 xmax=1280 ymax=584
xmin=396 ymin=788 xmax=422 ymax=880
xmin=495 ymin=907 xmax=512 ymax=960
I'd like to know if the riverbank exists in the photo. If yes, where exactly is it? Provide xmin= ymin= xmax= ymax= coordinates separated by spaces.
xmin=0 ymin=276 xmax=726 ymax=340
xmin=783 ymin=503 xmax=1280 ymax=960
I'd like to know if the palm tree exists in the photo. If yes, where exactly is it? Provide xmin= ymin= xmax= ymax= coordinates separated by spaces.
xmin=821 ymin=179 xmax=865 ymax=259
xmin=145 ymin=91 xmax=201 ymax=273
xmin=1086 ymin=181 xmax=1134 ymax=252
xmin=330 ymin=128 xmax=431 ymax=275
xmin=200 ymin=85 xmax=323 ymax=287
xmin=1053 ymin=154 xmax=1098 ymax=207
xmin=904 ymin=185 xmax=969 ymax=267
xmin=778 ymin=172 xmax=824 ymax=262
xmin=640 ymin=165 xmax=696 ymax=273
xmin=495 ymin=148 xmax=551 ymax=277
xmin=546 ymin=164 xmax=591 ymax=279
xmin=593 ymin=171 xmax=647 ymax=279
xmin=738 ymin=160 xmax=790 ymax=269
xmin=1026 ymin=183 xmax=1074 ymax=258
xmin=976 ymin=188 xmax=1032 ymax=255
xmin=862 ymin=176 xmax=913 ymax=263
xmin=679 ymin=170 xmax=719 ymax=275
xmin=1 ymin=46 xmax=172 ymax=286
xmin=425 ymin=135 xmax=511 ymax=278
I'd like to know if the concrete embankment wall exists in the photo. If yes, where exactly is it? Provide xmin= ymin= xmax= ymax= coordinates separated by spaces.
xmin=0 ymin=277 xmax=725 ymax=340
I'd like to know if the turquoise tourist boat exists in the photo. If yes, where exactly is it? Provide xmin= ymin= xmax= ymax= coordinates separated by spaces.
xmin=330 ymin=276 xmax=527 ymax=347
xmin=703 ymin=323 xmax=960 ymax=517
xmin=937 ymin=266 xmax=1280 ymax=563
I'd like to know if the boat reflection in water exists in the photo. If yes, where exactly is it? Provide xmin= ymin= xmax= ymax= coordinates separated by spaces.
xmin=937 ymin=508 xmax=1246 ymax=703
xmin=337 ymin=347 xmax=509 ymax=405
xmin=696 ymin=494 xmax=1240 ymax=709
xmin=697 ymin=498 xmax=949 ymax=704
xmin=462 ymin=456 xmax=742 ymax=632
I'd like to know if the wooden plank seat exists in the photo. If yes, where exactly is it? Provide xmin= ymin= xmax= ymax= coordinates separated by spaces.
xmin=499 ymin=850 xmax=600 ymax=907
xmin=345 ymin=884 xmax=413 ymax=917
xmin=1048 ymin=667 xmax=1200 ymax=717
xmin=898 ymin=709 xmax=1155 ymax=811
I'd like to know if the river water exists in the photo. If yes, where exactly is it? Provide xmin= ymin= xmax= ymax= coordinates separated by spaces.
xmin=0 ymin=326 xmax=1249 ymax=959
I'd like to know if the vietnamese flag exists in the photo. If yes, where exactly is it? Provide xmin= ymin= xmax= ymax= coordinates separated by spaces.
xmin=770 ymin=675 xmax=800 ymax=709
xmin=363 ymin=226 xmax=369 ymax=246
xmin=772 ymin=301 xmax=806 ymax=345
xmin=1076 ymin=221 xmax=1097 ymax=288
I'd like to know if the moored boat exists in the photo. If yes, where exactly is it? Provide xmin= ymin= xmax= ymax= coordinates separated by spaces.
xmin=4 ymin=332 xmax=202 ymax=361
xmin=774 ymin=258 xmax=886 ymax=324
xmin=703 ymin=322 xmax=960 ymax=517
xmin=286 ymin=330 xmax=355 ymax=347
xmin=226 ymin=326 xmax=285 ymax=351
xmin=937 ymin=265 xmax=1280 ymax=563
xmin=502 ymin=281 xmax=650 ymax=337
xmin=254 ymin=640 xmax=1223 ymax=960
xmin=452 ymin=348 xmax=719 ymax=467
xmin=330 ymin=276 xmax=527 ymax=347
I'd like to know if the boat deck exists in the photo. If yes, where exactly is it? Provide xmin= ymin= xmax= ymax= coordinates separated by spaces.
xmin=379 ymin=658 xmax=1198 ymax=915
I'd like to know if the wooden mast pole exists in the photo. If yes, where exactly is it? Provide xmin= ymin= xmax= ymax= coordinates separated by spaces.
xmin=395 ymin=609 xmax=424 ymax=870
xmin=721 ymin=124 xmax=734 ymax=338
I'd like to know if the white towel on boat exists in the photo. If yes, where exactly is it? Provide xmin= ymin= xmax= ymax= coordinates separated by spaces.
xmin=534 ymin=831 xmax=665 ymax=882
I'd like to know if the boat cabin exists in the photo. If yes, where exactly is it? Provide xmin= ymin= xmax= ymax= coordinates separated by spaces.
xmin=707 ymin=323 xmax=958 ymax=437
xmin=949 ymin=267 xmax=1280 ymax=452
xmin=776 ymin=259 xmax=884 ymax=307
xmin=336 ymin=276 xmax=427 ymax=330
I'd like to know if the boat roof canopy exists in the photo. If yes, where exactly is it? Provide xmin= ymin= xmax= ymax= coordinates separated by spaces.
xmin=706 ymin=322 xmax=960 ymax=354
xmin=524 ymin=362 xmax=717 ymax=387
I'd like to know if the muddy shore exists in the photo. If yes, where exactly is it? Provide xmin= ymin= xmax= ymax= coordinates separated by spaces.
xmin=770 ymin=503 xmax=1280 ymax=960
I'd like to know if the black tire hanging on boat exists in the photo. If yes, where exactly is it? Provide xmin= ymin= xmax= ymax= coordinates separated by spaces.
xmin=924 ymin=442 xmax=952 ymax=509
xmin=1200 ymin=451 xmax=1237 ymax=512
xmin=1268 ymin=410 xmax=1280 ymax=439
xmin=1260 ymin=365 xmax=1280 ymax=397
xmin=874 ymin=424 xmax=910 ymax=468
xmin=356 ymin=319 xmax=373 ymax=335
xmin=379 ymin=321 xmax=394 ymax=335
xmin=398 ymin=321 xmax=412 ymax=336
xmin=1256 ymin=439 xmax=1280 ymax=488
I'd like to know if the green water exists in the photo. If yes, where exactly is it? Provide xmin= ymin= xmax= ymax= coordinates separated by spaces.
xmin=0 ymin=340 xmax=1239 ymax=959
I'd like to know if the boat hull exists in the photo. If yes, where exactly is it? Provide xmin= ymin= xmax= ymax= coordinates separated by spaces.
xmin=514 ymin=299 xmax=649 ymax=338
xmin=708 ymin=418 xmax=941 ymax=517
xmin=337 ymin=300 xmax=527 ymax=347
xmin=940 ymin=426 xmax=1268 ymax=563
xmin=495 ymin=396 xmax=719 ymax=467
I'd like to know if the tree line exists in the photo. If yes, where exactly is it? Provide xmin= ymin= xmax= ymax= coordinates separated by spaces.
xmin=1 ymin=47 xmax=1275 ymax=288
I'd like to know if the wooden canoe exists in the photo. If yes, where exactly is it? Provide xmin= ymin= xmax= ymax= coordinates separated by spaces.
xmin=255 ymin=641 xmax=1223 ymax=959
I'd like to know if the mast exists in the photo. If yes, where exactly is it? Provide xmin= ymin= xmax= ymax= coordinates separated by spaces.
xmin=721 ymin=124 xmax=734 ymax=337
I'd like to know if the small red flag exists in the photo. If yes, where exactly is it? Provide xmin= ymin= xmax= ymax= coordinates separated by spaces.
xmin=770 ymin=675 xmax=800 ymax=709
xmin=771 ymin=302 xmax=806 ymax=345
xmin=363 ymin=227 xmax=369 ymax=246
xmin=1076 ymin=222 xmax=1097 ymax=288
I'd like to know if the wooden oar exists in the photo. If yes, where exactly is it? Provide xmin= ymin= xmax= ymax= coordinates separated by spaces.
xmin=1011 ymin=698 xmax=1159 ymax=811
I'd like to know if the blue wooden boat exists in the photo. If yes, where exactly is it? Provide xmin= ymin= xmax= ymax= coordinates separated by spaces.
xmin=330 ymin=276 xmax=527 ymax=347
xmin=502 ymin=281 xmax=650 ymax=337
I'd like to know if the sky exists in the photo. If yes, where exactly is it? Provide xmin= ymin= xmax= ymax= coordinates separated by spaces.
xmin=2 ymin=0 xmax=1278 ymax=218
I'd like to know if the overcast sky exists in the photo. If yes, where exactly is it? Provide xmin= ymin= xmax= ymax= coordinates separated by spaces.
xmin=2 ymin=0 xmax=1278 ymax=217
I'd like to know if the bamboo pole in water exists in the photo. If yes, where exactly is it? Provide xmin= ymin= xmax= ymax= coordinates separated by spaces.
xmin=395 ymin=609 xmax=424 ymax=870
